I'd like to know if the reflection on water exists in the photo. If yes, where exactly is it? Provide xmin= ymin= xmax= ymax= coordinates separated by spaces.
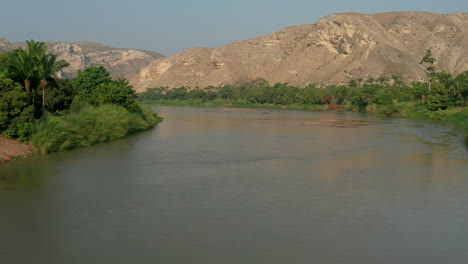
xmin=1 ymin=106 xmax=467 ymax=264
xmin=0 ymin=160 xmax=51 ymax=190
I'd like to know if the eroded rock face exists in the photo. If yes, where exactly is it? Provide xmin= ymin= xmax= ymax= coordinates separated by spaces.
xmin=0 ymin=40 xmax=164 ymax=80
xmin=47 ymin=42 xmax=164 ymax=80
xmin=0 ymin=38 xmax=12 ymax=53
xmin=131 ymin=11 xmax=468 ymax=91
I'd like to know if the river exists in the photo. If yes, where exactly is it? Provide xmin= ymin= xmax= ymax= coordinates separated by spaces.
xmin=1 ymin=106 xmax=467 ymax=264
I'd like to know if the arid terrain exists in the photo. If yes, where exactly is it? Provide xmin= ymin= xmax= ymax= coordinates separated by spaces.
xmin=2 ymin=11 xmax=468 ymax=92
xmin=0 ymin=39 xmax=164 ymax=80
xmin=131 ymin=12 xmax=468 ymax=91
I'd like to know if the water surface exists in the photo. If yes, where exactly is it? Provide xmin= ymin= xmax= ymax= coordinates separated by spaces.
xmin=1 ymin=106 xmax=467 ymax=264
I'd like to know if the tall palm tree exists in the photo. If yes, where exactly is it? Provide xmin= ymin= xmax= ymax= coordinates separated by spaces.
xmin=26 ymin=40 xmax=47 ymax=105
xmin=114 ymin=77 xmax=135 ymax=95
xmin=2 ymin=48 xmax=35 ymax=93
xmin=1 ymin=40 xmax=47 ymax=94
xmin=37 ymin=53 xmax=69 ymax=111
xmin=1 ymin=40 xmax=68 ymax=111
xmin=26 ymin=40 xmax=47 ymax=58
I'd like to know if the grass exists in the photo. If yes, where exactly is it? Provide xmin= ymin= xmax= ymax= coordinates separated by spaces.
xmin=31 ymin=104 xmax=161 ymax=154
xmin=437 ymin=109 xmax=468 ymax=146
xmin=379 ymin=102 xmax=468 ymax=146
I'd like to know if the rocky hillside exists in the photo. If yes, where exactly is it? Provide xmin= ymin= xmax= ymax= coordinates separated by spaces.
xmin=0 ymin=38 xmax=11 ymax=53
xmin=0 ymin=39 xmax=164 ymax=80
xmin=131 ymin=12 xmax=468 ymax=91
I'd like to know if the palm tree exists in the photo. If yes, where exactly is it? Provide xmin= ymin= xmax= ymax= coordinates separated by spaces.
xmin=2 ymin=40 xmax=47 ymax=94
xmin=2 ymin=40 xmax=69 ymax=111
xmin=2 ymin=48 xmax=35 ymax=93
xmin=114 ymin=77 xmax=135 ymax=95
xmin=27 ymin=40 xmax=47 ymax=58
xmin=37 ymin=53 xmax=69 ymax=111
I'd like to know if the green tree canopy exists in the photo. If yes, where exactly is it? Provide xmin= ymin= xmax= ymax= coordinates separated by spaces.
xmin=420 ymin=49 xmax=437 ymax=87
xmin=45 ymin=79 xmax=76 ymax=113
xmin=90 ymin=81 xmax=141 ymax=113
xmin=0 ymin=77 xmax=35 ymax=140
xmin=72 ymin=66 xmax=112 ymax=95
xmin=37 ymin=52 xmax=70 ymax=111
xmin=1 ymin=40 xmax=69 ymax=114
xmin=1 ymin=40 xmax=48 ymax=93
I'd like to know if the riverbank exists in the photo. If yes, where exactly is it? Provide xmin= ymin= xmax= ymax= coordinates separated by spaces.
xmin=1 ymin=104 xmax=163 ymax=164
xmin=1 ymin=57 xmax=167 ymax=163
xmin=31 ymin=105 xmax=163 ymax=154
xmin=144 ymin=99 xmax=468 ymax=146
xmin=0 ymin=135 xmax=34 ymax=163
xmin=139 ymin=99 xmax=334 ymax=111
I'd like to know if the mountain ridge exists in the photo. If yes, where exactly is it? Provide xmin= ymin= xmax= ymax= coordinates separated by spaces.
xmin=2 ymin=11 xmax=467 ymax=91
xmin=130 ymin=11 xmax=468 ymax=91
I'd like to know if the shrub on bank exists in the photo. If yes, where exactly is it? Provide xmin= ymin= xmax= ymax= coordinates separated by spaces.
xmin=439 ymin=109 xmax=468 ymax=146
xmin=0 ymin=78 xmax=36 ymax=140
xmin=31 ymin=104 xmax=161 ymax=154
xmin=376 ymin=101 xmax=430 ymax=119
xmin=380 ymin=105 xmax=468 ymax=146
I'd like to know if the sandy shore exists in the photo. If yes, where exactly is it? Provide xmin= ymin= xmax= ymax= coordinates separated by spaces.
xmin=0 ymin=135 xmax=34 ymax=163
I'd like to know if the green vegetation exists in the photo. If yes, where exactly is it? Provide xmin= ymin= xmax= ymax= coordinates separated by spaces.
xmin=0 ymin=41 xmax=161 ymax=155
xmin=0 ymin=77 xmax=35 ymax=140
xmin=139 ymin=74 xmax=467 ymax=114
xmin=139 ymin=51 xmax=467 ymax=146
xmin=32 ymin=104 xmax=160 ymax=154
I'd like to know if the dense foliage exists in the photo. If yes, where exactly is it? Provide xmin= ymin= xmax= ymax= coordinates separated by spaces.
xmin=0 ymin=41 xmax=161 ymax=153
xmin=139 ymin=72 xmax=467 ymax=111
xmin=1 ymin=40 xmax=69 ymax=113
xmin=0 ymin=77 xmax=35 ymax=140
xmin=72 ymin=66 xmax=112 ymax=95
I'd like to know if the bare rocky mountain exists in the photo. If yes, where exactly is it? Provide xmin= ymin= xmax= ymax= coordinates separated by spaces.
xmin=0 ymin=39 xmax=164 ymax=80
xmin=131 ymin=11 xmax=468 ymax=92
xmin=0 ymin=38 xmax=12 ymax=53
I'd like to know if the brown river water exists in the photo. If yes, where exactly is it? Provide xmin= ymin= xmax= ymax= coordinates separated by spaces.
xmin=1 ymin=106 xmax=467 ymax=264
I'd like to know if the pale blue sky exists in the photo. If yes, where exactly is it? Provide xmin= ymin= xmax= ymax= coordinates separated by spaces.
xmin=1 ymin=0 xmax=466 ymax=55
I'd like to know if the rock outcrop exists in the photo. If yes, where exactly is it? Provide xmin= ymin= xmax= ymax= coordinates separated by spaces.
xmin=0 ymin=38 xmax=12 ymax=53
xmin=131 ymin=12 xmax=468 ymax=91
xmin=0 ymin=40 xmax=164 ymax=80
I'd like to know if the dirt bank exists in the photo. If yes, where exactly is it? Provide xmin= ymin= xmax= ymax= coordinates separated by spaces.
xmin=0 ymin=135 xmax=34 ymax=163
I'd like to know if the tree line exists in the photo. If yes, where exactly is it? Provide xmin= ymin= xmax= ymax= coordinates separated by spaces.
xmin=138 ymin=72 xmax=468 ymax=113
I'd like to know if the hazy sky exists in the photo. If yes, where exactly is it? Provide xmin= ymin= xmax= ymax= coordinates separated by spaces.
xmin=1 ymin=0 xmax=466 ymax=55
